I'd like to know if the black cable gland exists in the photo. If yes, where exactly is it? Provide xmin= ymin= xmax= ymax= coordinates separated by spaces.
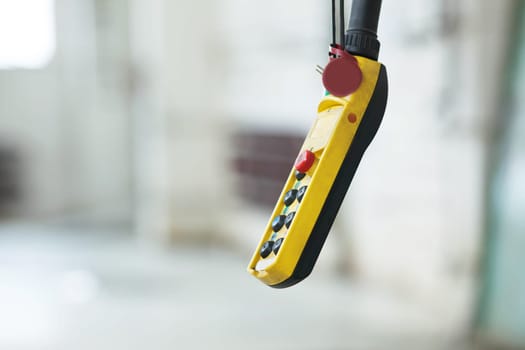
xmin=345 ymin=0 xmax=382 ymax=60
xmin=344 ymin=30 xmax=380 ymax=60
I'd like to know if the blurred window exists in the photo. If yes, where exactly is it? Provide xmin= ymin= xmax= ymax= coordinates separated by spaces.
xmin=0 ymin=0 xmax=55 ymax=69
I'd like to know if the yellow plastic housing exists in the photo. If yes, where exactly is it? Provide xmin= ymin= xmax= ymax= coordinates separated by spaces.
xmin=247 ymin=56 xmax=382 ymax=287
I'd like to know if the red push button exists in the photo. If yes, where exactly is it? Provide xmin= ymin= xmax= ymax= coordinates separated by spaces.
xmin=295 ymin=150 xmax=315 ymax=173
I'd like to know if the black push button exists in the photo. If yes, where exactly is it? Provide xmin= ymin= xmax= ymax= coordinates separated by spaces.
xmin=285 ymin=212 xmax=295 ymax=229
xmin=273 ymin=238 xmax=284 ymax=255
xmin=260 ymin=241 xmax=274 ymax=258
xmin=297 ymin=186 xmax=307 ymax=203
xmin=295 ymin=170 xmax=306 ymax=181
xmin=272 ymin=215 xmax=286 ymax=232
xmin=283 ymin=189 xmax=298 ymax=206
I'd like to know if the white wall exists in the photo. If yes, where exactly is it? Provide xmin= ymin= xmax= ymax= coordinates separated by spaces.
xmin=0 ymin=68 xmax=62 ymax=215
xmin=129 ymin=0 xmax=320 ymax=241
xmin=55 ymin=0 xmax=132 ymax=223
xmin=0 ymin=0 xmax=132 ymax=222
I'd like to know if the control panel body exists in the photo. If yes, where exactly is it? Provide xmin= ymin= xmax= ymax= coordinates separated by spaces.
xmin=247 ymin=55 xmax=388 ymax=288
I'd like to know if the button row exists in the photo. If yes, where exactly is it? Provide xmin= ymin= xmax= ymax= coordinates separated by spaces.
xmin=260 ymin=153 xmax=313 ymax=259
xmin=261 ymin=185 xmax=309 ymax=259
xmin=259 ymin=238 xmax=284 ymax=258
xmin=271 ymin=211 xmax=297 ymax=233
xmin=283 ymin=185 xmax=307 ymax=207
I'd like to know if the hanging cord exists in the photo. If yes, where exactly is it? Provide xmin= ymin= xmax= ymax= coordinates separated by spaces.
xmin=339 ymin=0 xmax=345 ymax=45
xmin=331 ymin=0 xmax=337 ymax=45
xmin=331 ymin=0 xmax=346 ymax=46
xmin=345 ymin=0 xmax=382 ymax=59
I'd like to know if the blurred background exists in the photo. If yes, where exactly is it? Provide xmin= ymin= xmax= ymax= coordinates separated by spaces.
xmin=0 ymin=0 xmax=524 ymax=349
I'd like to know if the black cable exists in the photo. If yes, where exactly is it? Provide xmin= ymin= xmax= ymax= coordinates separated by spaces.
xmin=345 ymin=0 xmax=383 ymax=60
xmin=339 ymin=0 xmax=345 ymax=45
xmin=348 ymin=0 xmax=382 ymax=34
xmin=331 ymin=0 xmax=336 ymax=45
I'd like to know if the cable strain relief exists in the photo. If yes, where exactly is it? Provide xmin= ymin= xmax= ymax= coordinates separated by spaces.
xmin=344 ymin=30 xmax=380 ymax=61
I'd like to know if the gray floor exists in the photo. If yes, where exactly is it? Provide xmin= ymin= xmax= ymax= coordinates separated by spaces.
xmin=0 ymin=223 xmax=469 ymax=350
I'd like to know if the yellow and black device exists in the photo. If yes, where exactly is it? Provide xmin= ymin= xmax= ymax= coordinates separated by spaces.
xmin=248 ymin=0 xmax=388 ymax=288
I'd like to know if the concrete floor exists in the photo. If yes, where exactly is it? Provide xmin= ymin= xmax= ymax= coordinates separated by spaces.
xmin=0 ymin=223 xmax=470 ymax=350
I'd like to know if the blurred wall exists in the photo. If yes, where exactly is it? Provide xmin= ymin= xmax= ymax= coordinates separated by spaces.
xmin=129 ymin=0 xmax=327 ymax=242
xmin=0 ymin=42 xmax=61 ymax=216
xmin=477 ymin=2 xmax=525 ymax=346
xmin=0 ymin=0 xmax=132 ymax=223
xmin=56 ymin=0 xmax=132 ymax=224
xmin=337 ymin=0 xmax=515 ymax=321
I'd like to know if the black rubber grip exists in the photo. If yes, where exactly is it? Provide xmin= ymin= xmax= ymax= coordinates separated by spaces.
xmin=345 ymin=0 xmax=383 ymax=60
xmin=348 ymin=0 xmax=382 ymax=34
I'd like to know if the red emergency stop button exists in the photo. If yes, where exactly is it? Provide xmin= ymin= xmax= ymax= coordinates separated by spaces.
xmin=295 ymin=150 xmax=315 ymax=173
